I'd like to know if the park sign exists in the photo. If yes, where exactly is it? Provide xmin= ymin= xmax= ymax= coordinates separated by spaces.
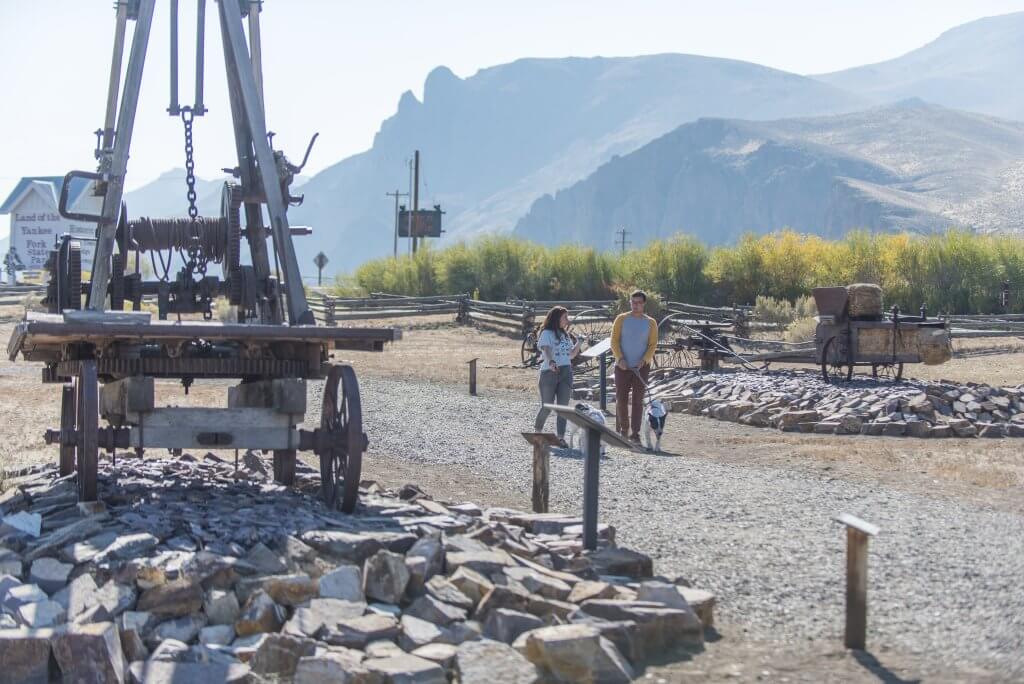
xmin=0 ymin=177 xmax=98 ymax=276
xmin=398 ymin=207 xmax=444 ymax=238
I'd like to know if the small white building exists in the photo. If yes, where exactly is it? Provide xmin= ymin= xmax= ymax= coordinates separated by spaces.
xmin=0 ymin=176 xmax=101 ymax=283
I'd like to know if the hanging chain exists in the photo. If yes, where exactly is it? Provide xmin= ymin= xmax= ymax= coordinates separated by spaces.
xmin=180 ymin=107 xmax=208 ymax=278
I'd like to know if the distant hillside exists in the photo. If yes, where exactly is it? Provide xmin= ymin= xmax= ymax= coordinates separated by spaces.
xmin=123 ymin=169 xmax=227 ymax=219
xmin=816 ymin=12 xmax=1024 ymax=120
xmin=289 ymin=55 xmax=865 ymax=272
xmin=513 ymin=100 xmax=1024 ymax=247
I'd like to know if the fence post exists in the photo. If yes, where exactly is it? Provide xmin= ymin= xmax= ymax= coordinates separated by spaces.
xmin=599 ymin=351 xmax=608 ymax=411
xmin=326 ymin=299 xmax=336 ymax=327
xmin=522 ymin=432 xmax=560 ymax=513
xmin=468 ymin=358 xmax=478 ymax=396
xmin=834 ymin=513 xmax=879 ymax=651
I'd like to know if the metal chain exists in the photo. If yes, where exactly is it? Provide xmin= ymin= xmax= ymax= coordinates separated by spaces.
xmin=180 ymin=108 xmax=208 ymax=278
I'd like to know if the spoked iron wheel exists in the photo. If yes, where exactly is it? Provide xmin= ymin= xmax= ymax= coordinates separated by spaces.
xmin=872 ymin=362 xmax=904 ymax=382
xmin=521 ymin=329 xmax=540 ymax=367
xmin=318 ymin=365 xmax=365 ymax=513
xmin=76 ymin=360 xmax=99 ymax=501
xmin=820 ymin=336 xmax=852 ymax=383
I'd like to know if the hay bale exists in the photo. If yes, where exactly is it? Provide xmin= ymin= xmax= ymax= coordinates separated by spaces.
xmin=846 ymin=283 xmax=883 ymax=320
xmin=918 ymin=328 xmax=952 ymax=365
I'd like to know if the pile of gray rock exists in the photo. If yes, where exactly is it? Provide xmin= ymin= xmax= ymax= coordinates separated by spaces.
xmin=651 ymin=369 xmax=1024 ymax=438
xmin=0 ymin=452 xmax=714 ymax=683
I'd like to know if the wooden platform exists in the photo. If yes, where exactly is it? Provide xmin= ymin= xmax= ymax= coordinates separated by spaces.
xmin=8 ymin=311 xmax=401 ymax=362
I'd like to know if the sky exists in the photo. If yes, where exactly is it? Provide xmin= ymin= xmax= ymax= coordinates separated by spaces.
xmin=1 ymin=0 xmax=1023 ymax=202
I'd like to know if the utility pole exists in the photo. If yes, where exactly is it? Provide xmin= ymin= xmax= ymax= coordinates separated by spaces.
xmin=615 ymin=227 xmax=632 ymax=255
xmin=386 ymin=189 xmax=408 ymax=258
xmin=412 ymin=149 xmax=420 ymax=254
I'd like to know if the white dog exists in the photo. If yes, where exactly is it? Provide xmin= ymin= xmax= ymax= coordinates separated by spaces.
xmin=566 ymin=402 xmax=607 ymax=457
xmin=643 ymin=399 xmax=668 ymax=453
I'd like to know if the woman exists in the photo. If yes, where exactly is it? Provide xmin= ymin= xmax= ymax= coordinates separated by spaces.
xmin=533 ymin=305 xmax=582 ymax=447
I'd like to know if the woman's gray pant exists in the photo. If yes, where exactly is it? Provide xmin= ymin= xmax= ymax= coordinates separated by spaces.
xmin=534 ymin=365 xmax=573 ymax=437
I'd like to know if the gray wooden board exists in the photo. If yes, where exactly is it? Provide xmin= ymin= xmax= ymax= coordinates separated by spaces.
xmin=541 ymin=404 xmax=635 ymax=450
xmin=580 ymin=337 xmax=611 ymax=359
xmin=834 ymin=513 xmax=880 ymax=536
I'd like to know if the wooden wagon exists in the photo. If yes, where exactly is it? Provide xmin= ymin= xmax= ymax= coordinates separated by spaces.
xmin=813 ymin=287 xmax=950 ymax=383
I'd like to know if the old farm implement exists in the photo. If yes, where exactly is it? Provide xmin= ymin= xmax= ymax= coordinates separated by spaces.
xmin=813 ymin=286 xmax=950 ymax=383
xmin=7 ymin=0 xmax=398 ymax=512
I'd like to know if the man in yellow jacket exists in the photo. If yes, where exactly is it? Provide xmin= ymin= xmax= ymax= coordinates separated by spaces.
xmin=610 ymin=289 xmax=659 ymax=442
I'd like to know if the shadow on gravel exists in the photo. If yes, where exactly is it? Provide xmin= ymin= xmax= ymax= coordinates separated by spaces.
xmin=853 ymin=650 xmax=921 ymax=684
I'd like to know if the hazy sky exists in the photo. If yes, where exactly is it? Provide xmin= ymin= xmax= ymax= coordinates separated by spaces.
xmin=2 ymin=0 xmax=1023 ymax=198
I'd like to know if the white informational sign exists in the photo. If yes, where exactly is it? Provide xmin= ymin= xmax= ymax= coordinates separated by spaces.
xmin=9 ymin=185 xmax=98 ymax=272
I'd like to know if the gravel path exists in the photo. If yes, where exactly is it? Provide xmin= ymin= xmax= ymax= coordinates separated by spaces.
xmin=344 ymin=375 xmax=1024 ymax=677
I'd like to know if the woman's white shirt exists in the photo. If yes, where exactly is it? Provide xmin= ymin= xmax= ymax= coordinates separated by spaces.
xmin=538 ymin=329 xmax=574 ymax=371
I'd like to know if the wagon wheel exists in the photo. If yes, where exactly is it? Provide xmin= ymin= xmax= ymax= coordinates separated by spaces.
xmin=59 ymin=382 xmax=76 ymax=477
xmin=820 ymin=336 xmax=852 ymax=383
xmin=318 ymin=365 xmax=364 ymax=513
xmin=571 ymin=308 xmax=614 ymax=369
xmin=653 ymin=346 xmax=697 ymax=370
xmin=521 ymin=328 xmax=540 ymax=367
xmin=872 ymin=362 xmax=904 ymax=382
xmin=76 ymin=360 xmax=99 ymax=501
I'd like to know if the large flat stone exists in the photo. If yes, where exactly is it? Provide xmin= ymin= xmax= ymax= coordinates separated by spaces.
xmin=456 ymin=639 xmax=539 ymax=684
xmin=234 ymin=590 xmax=285 ymax=637
xmin=28 ymin=557 xmax=72 ymax=594
xmin=363 ymin=654 xmax=447 ymax=684
xmin=579 ymin=599 xmax=703 ymax=656
xmin=587 ymin=547 xmax=652 ymax=579
xmin=283 ymin=598 xmax=367 ymax=638
xmin=0 ymin=628 xmax=56 ymax=684
xmin=515 ymin=624 xmax=632 ymax=684
xmin=405 ymin=594 xmax=468 ymax=625
xmin=322 ymin=613 xmax=400 ymax=649
xmin=300 ymin=530 xmax=416 ymax=563
xmin=483 ymin=608 xmax=544 ymax=644
xmin=137 ymin=580 xmax=202 ymax=617
xmin=52 ymin=621 xmax=128 ymax=684
xmin=364 ymin=550 xmax=410 ymax=604
xmin=128 ymin=660 xmax=252 ymax=684
xmin=249 ymin=632 xmax=318 ymax=678
xmin=319 ymin=564 xmax=364 ymax=602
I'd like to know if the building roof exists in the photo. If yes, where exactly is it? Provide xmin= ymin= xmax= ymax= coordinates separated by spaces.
xmin=0 ymin=176 xmax=92 ymax=215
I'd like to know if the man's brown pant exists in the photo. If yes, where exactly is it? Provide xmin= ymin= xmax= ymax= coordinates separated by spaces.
xmin=614 ymin=364 xmax=649 ymax=437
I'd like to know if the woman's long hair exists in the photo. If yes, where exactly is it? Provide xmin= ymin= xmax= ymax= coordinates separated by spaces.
xmin=541 ymin=306 xmax=569 ymax=340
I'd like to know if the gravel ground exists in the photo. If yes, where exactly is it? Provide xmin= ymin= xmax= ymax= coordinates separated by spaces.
xmin=336 ymin=375 xmax=1024 ymax=678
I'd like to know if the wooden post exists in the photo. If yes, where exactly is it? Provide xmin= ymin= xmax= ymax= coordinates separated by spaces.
xmin=468 ymin=358 xmax=478 ymax=396
xmin=582 ymin=427 xmax=601 ymax=550
xmin=834 ymin=513 xmax=879 ymax=651
xmin=599 ymin=351 xmax=608 ymax=412
xmin=522 ymin=433 xmax=560 ymax=514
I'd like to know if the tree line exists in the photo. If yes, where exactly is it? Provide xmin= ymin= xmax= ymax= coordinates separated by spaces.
xmin=341 ymin=229 xmax=1024 ymax=314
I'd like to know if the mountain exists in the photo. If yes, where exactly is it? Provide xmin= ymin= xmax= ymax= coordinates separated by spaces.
xmin=815 ymin=12 xmax=1024 ymax=120
xmin=513 ymin=100 xmax=1024 ymax=247
xmin=123 ymin=169 xmax=228 ymax=219
xmin=290 ymin=55 xmax=866 ymax=272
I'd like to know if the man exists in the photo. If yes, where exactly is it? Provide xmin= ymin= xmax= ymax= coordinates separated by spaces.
xmin=610 ymin=289 xmax=659 ymax=442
